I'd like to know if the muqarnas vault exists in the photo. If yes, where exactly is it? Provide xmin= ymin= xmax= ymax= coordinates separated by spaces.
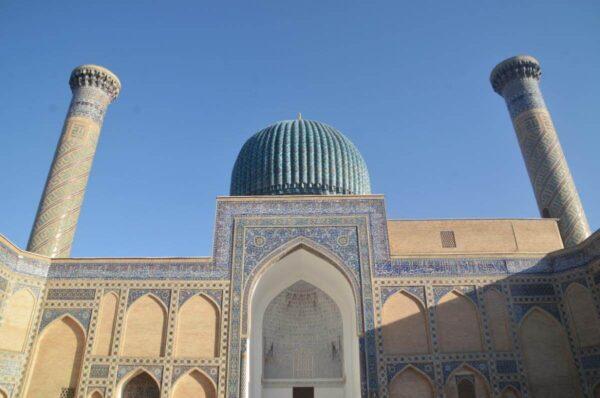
xmin=0 ymin=55 xmax=599 ymax=398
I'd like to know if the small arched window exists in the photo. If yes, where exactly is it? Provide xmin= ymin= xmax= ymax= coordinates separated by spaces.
xmin=457 ymin=377 xmax=476 ymax=398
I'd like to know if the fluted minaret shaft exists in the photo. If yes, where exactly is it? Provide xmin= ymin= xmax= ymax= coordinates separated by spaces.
xmin=491 ymin=55 xmax=590 ymax=247
xmin=27 ymin=65 xmax=121 ymax=257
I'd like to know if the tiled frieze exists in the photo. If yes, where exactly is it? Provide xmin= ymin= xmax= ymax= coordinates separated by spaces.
xmin=48 ymin=259 xmax=223 ymax=280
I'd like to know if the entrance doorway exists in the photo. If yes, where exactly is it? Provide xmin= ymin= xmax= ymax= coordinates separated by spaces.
xmin=293 ymin=387 xmax=314 ymax=398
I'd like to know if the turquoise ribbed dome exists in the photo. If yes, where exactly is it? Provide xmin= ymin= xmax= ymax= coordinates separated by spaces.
xmin=230 ymin=119 xmax=371 ymax=196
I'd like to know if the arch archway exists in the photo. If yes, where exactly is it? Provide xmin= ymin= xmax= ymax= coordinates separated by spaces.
xmin=436 ymin=291 xmax=483 ymax=352
xmin=121 ymin=294 xmax=167 ymax=357
xmin=118 ymin=369 xmax=160 ymax=398
xmin=564 ymin=283 xmax=600 ymax=347
xmin=93 ymin=292 xmax=118 ymax=355
xmin=443 ymin=364 xmax=490 ymax=398
xmin=0 ymin=288 xmax=36 ymax=352
xmin=388 ymin=365 xmax=434 ymax=398
xmin=519 ymin=307 xmax=583 ymax=397
xmin=247 ymin=245 xmax=361 ymax=397
xmin=171 ymin=368 xmax=216 ymax=398
xmin=175 ymin=294 xmax=219 ymax=358
xmin=24 ymin=315 xmax=86 ymax=398
xmin=382 ymin=291 xmax=430 ymax=354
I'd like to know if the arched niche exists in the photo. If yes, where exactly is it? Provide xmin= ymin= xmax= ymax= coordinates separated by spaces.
xmin=88 ymin=390 xmax=103 ymax=398
xmin=263 ymin=280 xmax=343 ymax=380
xmin=483 ymin=288 xmax=512 ymax=351
xmin=24 ymin=315 xmax=86 ymax=398
xmin=172 ymin=369 xmax=216 ymax=398
xmin=436 ymin=291 xmax=483 ymax=352
xmin=117 ymin=369 xmax=160 ymax=398
xmin=175 ymin=294 xmax=219 ymax=358
xmin=93 ymin=292 xmax=118 ymax=355
xmin=247 ymin=245 xmax=361 ymax=397
xmin=564 ymin=283 xmax=600 ymax=347
xmin=519 ymin=308 xmax=583 ymax=397
xmin=382 ymin=291 xmax=430 ymax=355
xmin=388 ymin=366 xmax=434 ymax=398
xmin=0 ymin=288 xmax=36 ymax=352
xmin=443 ymin=364 xmax=490 ymax=398
xmin=121 ymin=294 xmax=167 ymax=357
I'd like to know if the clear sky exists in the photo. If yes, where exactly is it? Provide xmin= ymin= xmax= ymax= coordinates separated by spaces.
xmin=1 ymin=1 xmax=598 ymax=257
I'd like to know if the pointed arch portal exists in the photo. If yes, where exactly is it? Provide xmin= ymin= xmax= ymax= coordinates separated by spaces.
xmin=247 ymin=246 xmax=361 ymax=398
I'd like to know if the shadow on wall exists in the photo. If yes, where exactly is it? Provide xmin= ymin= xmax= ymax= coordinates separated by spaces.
xmin=378 ymin=270 xmax=600 ymax=398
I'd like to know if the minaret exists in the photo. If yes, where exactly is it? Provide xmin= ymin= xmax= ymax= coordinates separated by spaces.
xmin=27 ymin=65 xmax=121 ymax=257
xmin=491 ymin=55 xmax=590 ymax=247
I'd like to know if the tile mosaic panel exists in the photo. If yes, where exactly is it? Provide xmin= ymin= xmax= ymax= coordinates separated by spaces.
xmin=178 ymin=289 xmax=223 ymax=307
xmin=47 ymin=288 xmax=96 ymax=300
xmin=581 ymin=354 xmax=600 ymax=370
xmin=244 ymin=226 xmax=360 ymax=279
xmin=39 ymin=308 xmax=92 ymax=332
xmin=512 ymin=302 xmax=561 ymax=324
xmin=510 ymin=283 xmax=555 ymax=296
xmin=495 ymin=360 xmax=518 ymax=374
xmin=89 ymin=364 xmax=110 ymax=378
xmin=127 ymin=289 xmax=171 ymax=308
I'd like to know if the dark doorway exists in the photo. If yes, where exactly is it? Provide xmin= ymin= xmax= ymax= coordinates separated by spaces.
xmin=457 ymin=378 xmax=476 ymax=398
xmin=293 ymin=387 xmax=314 ymax=398
xmin=122 ymin=372 xmax=160 ymax=398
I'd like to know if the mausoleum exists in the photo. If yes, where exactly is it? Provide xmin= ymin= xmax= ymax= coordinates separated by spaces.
xmin=0 ymin=55 xmax=599 ymax=398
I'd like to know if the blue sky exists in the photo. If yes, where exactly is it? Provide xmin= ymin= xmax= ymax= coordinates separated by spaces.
xmin=1 ymin=1 xmax=598 ymax=257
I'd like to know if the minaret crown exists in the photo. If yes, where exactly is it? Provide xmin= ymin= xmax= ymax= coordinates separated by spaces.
xmin=490 ymin=55 xmax=542 ymax=95
xmin=69 ymin=64 xmax=121 ymax=102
